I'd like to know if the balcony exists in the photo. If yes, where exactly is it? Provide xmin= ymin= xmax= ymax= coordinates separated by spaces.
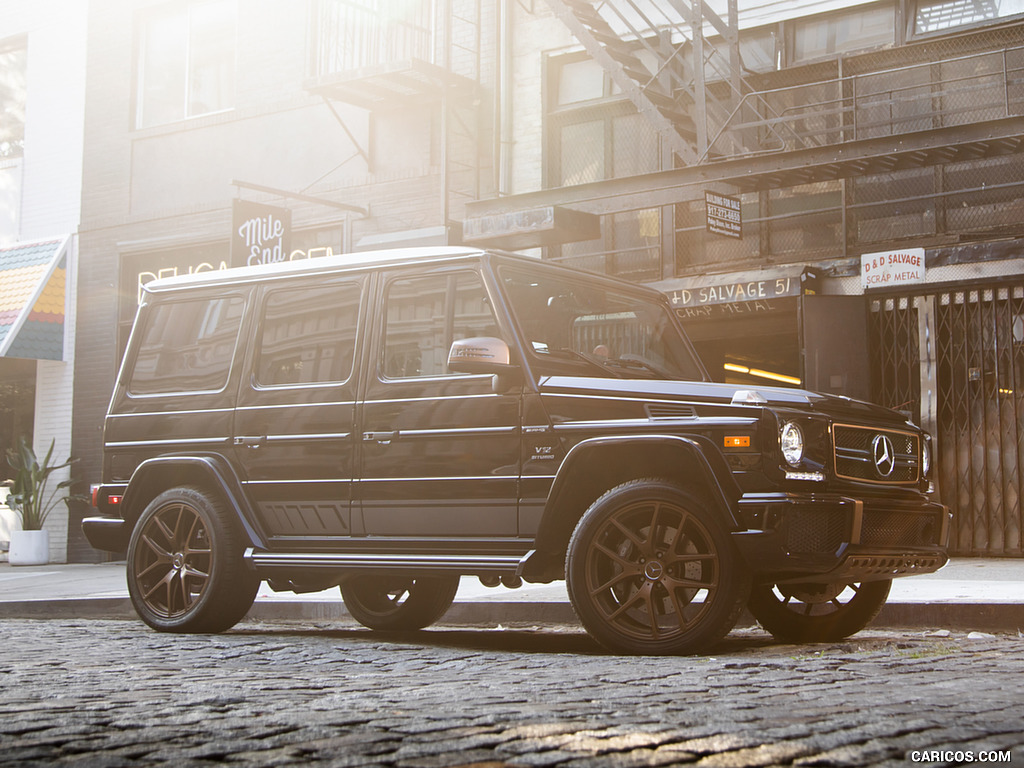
xmin=309 ymin=0 xmax=477 ymax=109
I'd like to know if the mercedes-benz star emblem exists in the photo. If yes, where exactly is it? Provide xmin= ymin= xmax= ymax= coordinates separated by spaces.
xmin=872 ymin=434 xmax=896 ymax=477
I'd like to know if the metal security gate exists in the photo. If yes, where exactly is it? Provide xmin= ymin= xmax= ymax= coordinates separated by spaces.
xmin=869 ymin=283 xmax=1024 ymax=557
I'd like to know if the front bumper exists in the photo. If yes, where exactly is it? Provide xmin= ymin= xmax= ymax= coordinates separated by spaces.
xmin=731 ymin=492 xmax=950 ymax=584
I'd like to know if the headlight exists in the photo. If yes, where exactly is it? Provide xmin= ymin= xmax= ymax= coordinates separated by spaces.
xmin=780 ymin=421 xmax=804 ymax=467
xmin=922 ymin=437 xmax=931 ymax=477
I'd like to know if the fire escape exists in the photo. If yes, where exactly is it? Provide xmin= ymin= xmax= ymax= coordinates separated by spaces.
xmin=531 ymin=0 xmax=1024 ymax=197
xmin=306 ymin=0 xmax=488 ymax=241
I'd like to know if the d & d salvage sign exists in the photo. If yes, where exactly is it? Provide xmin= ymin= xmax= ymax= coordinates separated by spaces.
xmin=861 ymin=248 xmax=925 ymax=289
xmin=705 ymin=191 xmax=742 ymax=239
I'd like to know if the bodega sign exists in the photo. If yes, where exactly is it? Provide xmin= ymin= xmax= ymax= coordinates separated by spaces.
xmin=860 ymin=248 xmax=925 ymax=290
xmin=231 ymin=199 xmax=292 ymax=268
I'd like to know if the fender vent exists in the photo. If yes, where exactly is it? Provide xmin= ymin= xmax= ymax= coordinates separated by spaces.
xmin=645 ymin=403 xmax=697 ymax=420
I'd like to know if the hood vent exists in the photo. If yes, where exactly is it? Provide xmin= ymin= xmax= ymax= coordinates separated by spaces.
xmin=645 ymin=403 xmax=697 ymax=421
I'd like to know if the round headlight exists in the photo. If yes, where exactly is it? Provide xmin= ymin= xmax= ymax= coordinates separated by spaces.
xmin=780 ymin=421 xmax=804 ymax=467
xmin=922 ymin=437 xmax=931 ymax=477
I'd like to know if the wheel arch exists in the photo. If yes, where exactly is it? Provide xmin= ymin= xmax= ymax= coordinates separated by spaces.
xmin=121 ymin=455 xmax=265 ymax=549
xmin=521 ymin=434 xmax=741 ymax=582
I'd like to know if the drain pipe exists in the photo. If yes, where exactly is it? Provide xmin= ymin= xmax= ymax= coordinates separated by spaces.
xmin=498 ymin=0 xmax=514 ymax=196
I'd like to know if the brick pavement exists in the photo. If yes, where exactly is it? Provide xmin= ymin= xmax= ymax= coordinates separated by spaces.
xmin=0 ymin=619 xmax=1021 ymax=767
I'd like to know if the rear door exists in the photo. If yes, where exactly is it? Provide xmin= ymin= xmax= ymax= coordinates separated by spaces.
xmin=233 ymin=275 xmax=365 ymax=546
xmin=357 ymin=265 xmax=521 ymax=540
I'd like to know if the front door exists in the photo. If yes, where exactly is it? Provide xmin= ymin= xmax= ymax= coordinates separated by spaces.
xmin=358 ymin=266 xmax=521 ymax=540
xmin=233 ymin=276 xmax=365 ymax=545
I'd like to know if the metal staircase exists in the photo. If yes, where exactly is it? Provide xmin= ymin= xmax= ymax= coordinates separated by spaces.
xmin=545 ymin=0 xmax=754 ymax=165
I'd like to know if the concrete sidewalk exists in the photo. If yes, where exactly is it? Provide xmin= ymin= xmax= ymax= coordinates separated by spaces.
xmin=0 ymin=558 xmax=1021 ymax=632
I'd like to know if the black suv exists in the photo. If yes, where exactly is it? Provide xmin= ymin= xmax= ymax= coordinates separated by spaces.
xmin=85 ymin=247 xmax=949 ymax=654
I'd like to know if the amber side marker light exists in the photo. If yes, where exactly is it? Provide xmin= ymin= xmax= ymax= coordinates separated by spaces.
xmin=724 ymin=436 xmax=750 ymax=448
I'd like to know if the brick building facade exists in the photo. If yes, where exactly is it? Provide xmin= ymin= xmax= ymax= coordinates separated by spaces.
xmin=57 ymin=0 xmax=1024 ymax=559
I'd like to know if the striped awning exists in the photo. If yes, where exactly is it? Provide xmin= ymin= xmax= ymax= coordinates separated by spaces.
xmin=0 ymin=236 xmax=69 ymax=361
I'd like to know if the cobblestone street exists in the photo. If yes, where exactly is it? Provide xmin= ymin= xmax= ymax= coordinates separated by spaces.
xmin=1 ymin=619 xmax=1022 ymax=767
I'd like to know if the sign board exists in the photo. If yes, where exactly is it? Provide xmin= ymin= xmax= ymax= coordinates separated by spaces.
xmin=231 ymin=199 xmax=292 ymax=268
xmin=861 ymin=248 xmax=925 ymax=289
xmin=705 ymin=191 xmax=742 ymax=239
xmin=665 ymin=270 xmax=815 ymax=309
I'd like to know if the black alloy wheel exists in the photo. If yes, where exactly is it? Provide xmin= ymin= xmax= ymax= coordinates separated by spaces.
xmin=566 ymin=478 xmax=749 ymax=655
xmin=341 ymin=574 xmax=460 ymax=631
xmin=748 ymin=579 xmax=892 ymax=643
xmin=126 ymin=486 xmax=259 ymax=633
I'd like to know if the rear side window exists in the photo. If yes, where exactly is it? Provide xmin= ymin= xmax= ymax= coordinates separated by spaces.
xmin=129 ymin=296 xmax=246 ymax=395
xmin=255 ymin=282 xmax=361 ymax=387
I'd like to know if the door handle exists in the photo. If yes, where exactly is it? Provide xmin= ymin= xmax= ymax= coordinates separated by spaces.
xmin=234 ymin=436 xmax=265 ymax=449
xmin=362 ymin=431 xmax=396 ymax=445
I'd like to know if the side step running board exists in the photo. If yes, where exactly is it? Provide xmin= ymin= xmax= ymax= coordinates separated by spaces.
xmin=245 ymin=548 xmax=532 ymax=575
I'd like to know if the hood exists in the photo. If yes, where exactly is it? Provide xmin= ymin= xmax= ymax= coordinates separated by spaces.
xmin=538 ymin=376 xmax=912 ymax=426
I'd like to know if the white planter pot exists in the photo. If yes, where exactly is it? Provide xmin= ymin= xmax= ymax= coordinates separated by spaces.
xmin=9 ymin=529 xmax=49 ymax=566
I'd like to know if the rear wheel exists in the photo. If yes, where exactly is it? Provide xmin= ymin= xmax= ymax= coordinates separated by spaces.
xmin=748 ymin=579 xmax=891 ymax=643
xmin=127 ymin=486 xmax=259 ymax=633
xmin=341 ymin=574 xmax=460 ymax=631
xmin=566 ymin=479 xmax=748 ymax=655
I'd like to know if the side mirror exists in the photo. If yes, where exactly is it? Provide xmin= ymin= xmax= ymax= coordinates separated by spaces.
xmin=448 ymin=337 xmax=522 ymax=393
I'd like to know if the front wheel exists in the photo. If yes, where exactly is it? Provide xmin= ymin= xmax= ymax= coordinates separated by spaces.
xmin=126 ymin=486 xmax=259 ymax=633
xmin=341 ymin=574 xmax=460 ymax=631
xmin=566 ymin=479 xmax=749 ymax=655
xmin=748 ymin=579 xmax=892 ymax=643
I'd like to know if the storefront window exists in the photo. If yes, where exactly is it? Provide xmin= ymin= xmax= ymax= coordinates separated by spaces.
xmin=135 ymin=0 xmax=236 ymax=129
xmin=0 ymin=40 xmax=26 ymax=159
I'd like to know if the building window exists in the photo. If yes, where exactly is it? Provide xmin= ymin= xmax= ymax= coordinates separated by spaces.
xmin=913 ymin=0 xmax=1024 ymax=35
xmin=791 ymin=3 xmax=896 ymax=63
xmin=0 ymin=39 xmax=26 ymax=159
xmin=547 ymin=55 xmax=663 ymax=280
xmin=135 ymin=0 xmax=236 ymax=129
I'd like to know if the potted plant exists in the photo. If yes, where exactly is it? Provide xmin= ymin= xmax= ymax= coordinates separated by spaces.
xmin=5 ymin=437 xmax=78 ymax=566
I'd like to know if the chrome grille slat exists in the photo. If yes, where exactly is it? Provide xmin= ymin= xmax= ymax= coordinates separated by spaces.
xmin=833 ymin=423 xmax=921 ymax=485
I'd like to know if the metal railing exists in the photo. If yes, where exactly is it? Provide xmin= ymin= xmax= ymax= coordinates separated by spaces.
xmin=704 ymin=45 xmax=1024 ymax=160
xmin=314 ymin=0 xmax=435 ymax=76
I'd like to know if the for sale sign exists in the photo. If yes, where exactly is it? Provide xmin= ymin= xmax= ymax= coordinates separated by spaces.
xmin=860 ymin=248 xmax=925 ymax=290
xmin=705 ymin=191 xmax=742 ymax=239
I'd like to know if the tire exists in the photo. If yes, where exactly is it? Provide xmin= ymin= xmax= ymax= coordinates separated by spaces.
xmin=565 ymin=479 xmax=749 ymax=655
xmin=341 ymin=574 xmax=460 ymax=631
xmin=126 ymin=486 xmax=259 ymax=633
xmin=748 ymin=579 xmax=892 ymax=643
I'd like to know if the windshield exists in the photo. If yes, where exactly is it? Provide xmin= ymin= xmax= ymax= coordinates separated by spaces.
xmin=499 ymin=265 xmax=705 ymax=381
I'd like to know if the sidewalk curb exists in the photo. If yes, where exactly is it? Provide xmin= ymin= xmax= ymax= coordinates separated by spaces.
xmin=0 ymin=598 xmax=1021 ymax=632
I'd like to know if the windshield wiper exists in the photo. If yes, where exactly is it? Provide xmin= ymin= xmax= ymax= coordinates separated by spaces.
xmin=603 ymin=355 xmax=672 ymax=379
xmin=551 ymin=348 xmax=626 ymax=378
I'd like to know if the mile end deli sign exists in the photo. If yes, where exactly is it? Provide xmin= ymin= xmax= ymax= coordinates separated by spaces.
xmin=231 ymin=199 xmax=292 ymax=268
xmin=861 ymin=248 xmax=925 ymax=290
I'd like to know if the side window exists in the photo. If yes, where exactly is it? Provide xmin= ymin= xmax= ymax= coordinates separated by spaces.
xmin=129 ymin=295 xmax=245 ymax=395
xmin=255 ymin=282 xmax=360 ymax=387
xmin=382 ymin=271 xmax=500 ymax=379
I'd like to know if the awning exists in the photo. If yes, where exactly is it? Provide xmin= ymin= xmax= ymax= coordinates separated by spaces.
xmin=0 ymin=236 xmax=69 ymax=361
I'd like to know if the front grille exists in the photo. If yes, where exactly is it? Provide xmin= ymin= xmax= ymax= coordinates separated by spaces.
xmin=834 ymin=424 xmax=920 ymax=485
xmin=860 ymin=509 xmax=941 ymax=548
xmin=786 ymin=508 xmax=847 ymax=554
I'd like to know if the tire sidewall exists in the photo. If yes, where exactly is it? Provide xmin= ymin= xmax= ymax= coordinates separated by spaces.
xmin=341 ymin=574 xmax=460 ymax=631
xmin=127 ymin=486 xmax=253 ymax=633
xmin=566 ymin=479 xmax=748 ymax=655
xmin=748 ymin=579 xmax=892 ymax=643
